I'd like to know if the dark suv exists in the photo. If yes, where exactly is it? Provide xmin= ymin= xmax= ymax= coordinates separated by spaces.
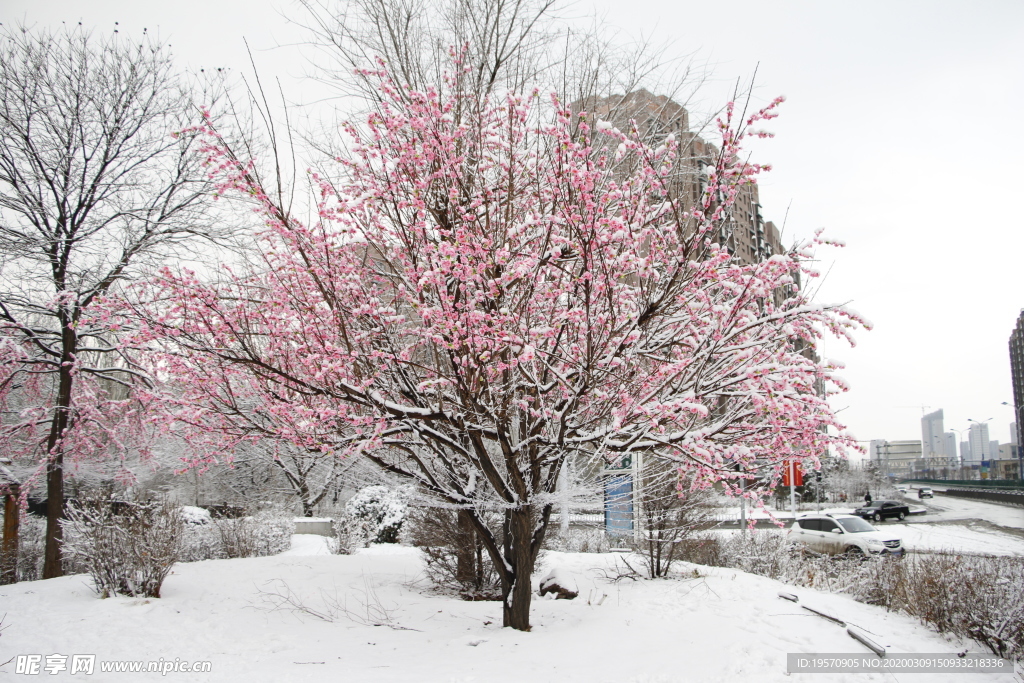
xmin=853 ymin=500 xmax=909 ymax=522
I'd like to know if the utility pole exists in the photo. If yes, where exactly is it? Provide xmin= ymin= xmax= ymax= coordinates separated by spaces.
xmin=789 ymin=460 xmax=797 ymax=519
xmin=736 ymin=463 xmax=747 ymax=535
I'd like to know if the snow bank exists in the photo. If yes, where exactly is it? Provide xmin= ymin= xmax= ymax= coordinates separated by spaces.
xmin=0 ymin=541 xmax=1014 ymax=682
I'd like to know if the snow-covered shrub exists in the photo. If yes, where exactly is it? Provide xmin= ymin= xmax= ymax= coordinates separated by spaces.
xmin=179 ymin=508 xmax=293 ymax=561
xmin=14 ymin=514 xmax=46 ymax=582
xmin=721 ymin=532 xmax=794 ymax=580
xmin=215 ymin=512 xmax=293 ymax=559
xmin=684 ymin=531 xmax=1024 ymax=662
xmin=544 ymin=528 xmax=609 ymax=554
xmin=632 ymin=467 xmax=719 ymax=578
xmin=345 ymin=486 xmax=406 ymax=544
xmin=331 ymin=515 xmax=366 ymax=554
xmin=62 ymin=500 xmax=182 ymax=598
xmin=180 ymin=521 xmax=222 ymax=562
xmin=407 ymin=506 xmax=502 ymax=599
xmin=871 ymin=553 xmax=1024 ymax=661
xmin=675 ymin=533 xmax=727 ymax=567
xmin=180 ymin=505 xmax=212 ymax=525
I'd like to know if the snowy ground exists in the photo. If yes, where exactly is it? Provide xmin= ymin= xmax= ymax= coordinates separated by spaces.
xmin=2 ymin=536 xmax=1019 ymax=682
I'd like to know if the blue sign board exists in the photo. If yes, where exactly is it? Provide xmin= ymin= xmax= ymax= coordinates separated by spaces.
xmin=604 ymin=474 xmax=634 ymax=536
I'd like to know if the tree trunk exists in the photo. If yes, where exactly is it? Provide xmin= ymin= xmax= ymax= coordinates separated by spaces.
xmin=42 ymin=331 xmax=75 ymax=579
xmin=500 ymin=507 xmax=536 ymax=631
xmin=1 ymin=486 xmax=19 ymax=584
xmin=42 ymin=452 xmax=65 ymax=579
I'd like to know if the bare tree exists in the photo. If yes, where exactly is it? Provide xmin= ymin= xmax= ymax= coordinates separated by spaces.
xmin=633 ymin=460 xmax=719 ymax=578
xmin=297 ymin=0 xmax=705 ymax=146
xmin=0 ymin=25 xmax=224 ymax=577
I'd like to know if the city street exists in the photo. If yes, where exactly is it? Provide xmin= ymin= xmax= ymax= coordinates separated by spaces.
xmin=905 ymin=490 xmax=1024 ymax=529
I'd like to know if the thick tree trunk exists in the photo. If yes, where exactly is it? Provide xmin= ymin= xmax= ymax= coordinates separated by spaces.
xmin=500 ymin=507 xmax=536 ymax=631
xmin=1 ymin=485 xmax=19 ymax=584
xmin=42 ymin=452 xmax=65 ymax=579
xmin=42 ymin=332 xmax=75 ymax=579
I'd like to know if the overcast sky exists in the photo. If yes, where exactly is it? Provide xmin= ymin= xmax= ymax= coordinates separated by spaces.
xmin=7 ymin=0 xmax=1024 ymax=453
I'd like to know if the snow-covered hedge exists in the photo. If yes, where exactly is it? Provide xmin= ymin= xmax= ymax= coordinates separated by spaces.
xmin=180 ymin=511 xmax=293 ymax=561
xmin=345 ymin=486 xmax=406 ymax=544
xmin=684 ymin=533 xmax=1024 ymax=661
xmin=544 ymin=528 xmax=609 ymax=554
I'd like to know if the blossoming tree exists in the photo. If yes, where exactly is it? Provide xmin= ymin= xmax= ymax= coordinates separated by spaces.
xmin=127 ymin=67 xmax=864 ymax=630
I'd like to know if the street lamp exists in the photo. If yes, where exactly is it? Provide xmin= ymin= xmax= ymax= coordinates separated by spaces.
xmin=1000 ymin=401 xmax=1024 ymax=481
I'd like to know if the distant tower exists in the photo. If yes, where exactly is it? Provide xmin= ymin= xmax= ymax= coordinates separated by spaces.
xmin=967 ymin=423 xmax=991 ymax=463
xmin=921 ymin=409 xmax=946 ymax=456
xmin=1010 ymin=310 xmax=1024 ymax=478
xmin=943 ymin=432 xmax=957 ymax=460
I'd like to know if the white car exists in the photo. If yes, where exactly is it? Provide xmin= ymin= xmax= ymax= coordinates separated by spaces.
xmin=787 ymin=513 xmax=904 ymax=557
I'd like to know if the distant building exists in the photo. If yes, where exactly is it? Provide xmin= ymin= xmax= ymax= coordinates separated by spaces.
xmin=574 ymin=90 xmax=785 ymax=267
xmin=943 ymin=432 xmax=957 ymax=460
xmin=921 ymin=409 xmax=947 ymax=457
xmin=1010 ymin=310 xmax=1024 ymax=479
xmin=871 ymin=440 xmax=923 ymax=478
xmin=961 ymin=440 xmax=972 ymax=463
xmin=869 ymin=439 xmax=887 ymax=462
xmin=991 ymin=444 xmax=1020 ymax=479
xmin=967 ymin=423 xmax=991 ymax=464
xmin=998 ymin=443 xmax=1019 ymax=460
xmin=1012 ymin=422 xmax=1018 ymax=446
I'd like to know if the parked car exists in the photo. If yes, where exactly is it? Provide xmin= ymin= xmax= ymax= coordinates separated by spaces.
xmin=852 ymin=500 xmax=910 ymax=522
xmin=918 ymin=487 xmax=934 ymax=499
xmin=787 ymin=513 xmax=904 ymax=556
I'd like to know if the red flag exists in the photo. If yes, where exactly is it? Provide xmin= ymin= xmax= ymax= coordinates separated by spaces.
xmin=782 ymin=460 xmax=804 ymax=487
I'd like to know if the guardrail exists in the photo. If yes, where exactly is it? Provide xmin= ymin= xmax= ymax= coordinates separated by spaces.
xmin=904 ymin=478 xmax=1024 ymax=491
xmin=941 ymin=488 xmax=1024 ymax=506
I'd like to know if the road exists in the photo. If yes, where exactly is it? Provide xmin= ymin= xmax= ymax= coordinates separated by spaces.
xmin=903 ymin=491 xmax=1024 ymax=530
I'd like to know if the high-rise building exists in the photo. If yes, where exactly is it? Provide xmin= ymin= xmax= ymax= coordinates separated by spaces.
xmin=967 ymin=423 xmax=991 ymax=464
xmin=574 ymin=90 xmax=784 ymax=267
xmin=943 ymin=432 xmax=957 ymax=460
xmin=921 ymin=409 xmax=947 ymax=456
xmin=1011 ymin=311 xmax=1024 ymax=456
xmin=961 ymin=440 xmax=972 ymax=463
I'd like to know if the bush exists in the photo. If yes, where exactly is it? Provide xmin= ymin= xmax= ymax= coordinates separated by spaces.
xmin=331 ymin=514 xmax=367 ymax=555
xmin=684 ymin=532 xmax=1024 ymax=662
xmin=180 ymin=510 xmax=293 ymax=561
xmin=215 ymin=513 xmax=293 ymax=559
xmin=631 ymin=467 xmax=719 ymax=578
xmin=14 ymin=514 xmax=46 ymax=582
xmin=544 ymin=528 xmax=610 ymax=554
xmin=62 ymin=500 xmax=183 ymax=598
xmin=407 ymin=506 xmax=502 ymax=600
xmin=346 ymin=486 xmax=406 ymax=544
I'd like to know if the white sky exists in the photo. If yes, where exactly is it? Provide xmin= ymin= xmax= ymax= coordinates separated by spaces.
xmin=7 ymin=0 xmax=1024 ymax=450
